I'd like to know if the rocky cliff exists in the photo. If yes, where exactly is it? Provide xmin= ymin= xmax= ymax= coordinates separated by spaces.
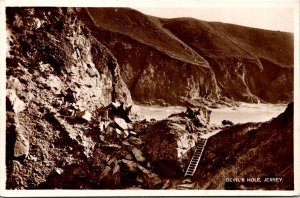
xmin=162 ymin=18 xmax=293 ymax=103
xmin=6 ymin=7 xmax=132 ymax=189
xmin=82 ymin=8 xmax=293 ymax=105
xmin=194 ymin=103 xmax=294 ymax=190
xmin=5 ymin=7 xmax=210 ymax=190
xmin=81 ymin=8 xmax=220 ymax=106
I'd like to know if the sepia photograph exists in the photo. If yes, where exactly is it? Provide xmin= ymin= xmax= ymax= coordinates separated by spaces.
xmin=1 ymin=0 xmax=299 ymax=196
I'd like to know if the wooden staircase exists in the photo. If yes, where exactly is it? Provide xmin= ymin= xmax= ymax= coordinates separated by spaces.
xmin=184 ymin=136 xmax=208 ymax=177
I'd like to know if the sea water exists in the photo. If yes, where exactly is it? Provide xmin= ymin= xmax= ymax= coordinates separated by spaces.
xmin=137 ymin=103 xmax=287 ymax=125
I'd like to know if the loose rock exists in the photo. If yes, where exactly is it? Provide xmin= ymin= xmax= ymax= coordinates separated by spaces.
xmin=131 ymin=147 xmax=145 ymax=162
xmin=121 ymin=159 xmax=138 ymax=172
xmin=7 ymin=89 xmax=26 ymax=113
xmin=99 ymin=166 xmax=112 ymax=181
xmin=128 ymin=136 xmax=143 ymax=146
xmin=14 ymin=125 xmax=29 ymax=159
xmin=114 ymin=117 xmax=128 ymax=130
xmin=137 ymin=164 xmax=162 ymax=189
xmin=222 ymin=120 xmax=234 ymax=126
xmin=76 ymin=110 xmax=92 ymax=122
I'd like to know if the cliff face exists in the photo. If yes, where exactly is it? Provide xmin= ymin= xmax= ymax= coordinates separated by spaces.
xmin=82 ymin=8 xmax=293 ymax=104
xmin=6 ymin=7 xmax=132 ymax=189
xmin=82 ymin=8 xmax=220 ymax=105
xmin=161 ymin=18 xmax=294 ymax=103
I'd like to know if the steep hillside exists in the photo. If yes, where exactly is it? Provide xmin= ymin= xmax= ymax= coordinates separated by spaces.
xmin=86 ymin=8 xmax=208 ymax=67
xmin=194 ymin=102 xmax=294 ymax=190
xmin=161 ymin=18 xmax=294 ymax=103
xmin=6 ymin=7 xmax=132 ymax=189
xmin=80 ymin=8 xmax=220 ymax=106
xmin=5 ymin=7 xmax=211 ymax=190
xmin=81 ymin=8 xmax=293 ymax=104
xmin=210 ymin=22 xmax=293 ymax=67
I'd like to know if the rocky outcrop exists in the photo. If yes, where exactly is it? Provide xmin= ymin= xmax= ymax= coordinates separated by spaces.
xmin=194 ymin=103 xmax=294 ymax=190
xmin=5 ymin=7 xmax=132 ymax=189
xmin=140 ymin=116 xmax=200 ymax=177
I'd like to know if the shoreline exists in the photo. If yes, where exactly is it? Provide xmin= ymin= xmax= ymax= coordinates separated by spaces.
xmin=136 ymin=103 xmax=287 ymax=125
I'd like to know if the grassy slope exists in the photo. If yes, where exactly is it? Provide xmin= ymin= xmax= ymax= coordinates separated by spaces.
xmin=210 ymin=22 xmax=294 ymax=67
xmin=161 ymin=18 xmax=254 ymax=59
xmin=161 ymin=17 xmax=293 ymax=68
xmin=195 ymin=103 xmax=294 ymax=190
xmin=86 ymin=8 xmax=209 ymax=67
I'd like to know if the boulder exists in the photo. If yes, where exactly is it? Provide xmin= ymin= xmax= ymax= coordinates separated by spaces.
xmin=107 ymin=157 xmax=116 ymax=166
xmin=161 ymin=179 xmax=171 ymax=189
xmin=111 ymin=162 xmax=121 ymax=187
xmin=128 ymin=136 xmax=143 ymax=146
xmin=137 ymin=164 xmax=162 ymax=189
xmin=122 ymin=140 xmax=132 ymax=147
xmin=130 ymin=131 xmax=137 ymax=136
xmin=14 ymin=125 xmax=29 ymax=159
xmin=114 ymin=117 xmax=128 ymax=130
xmin=54 ymin=167 xmax=64 ymax=175
xmin=140 ymin=116 xmax=197 ymax=177
xmin=121 ymin=159 xmax=138 ymax=172
xmin=76 ymin=110 xmax=92 ymax=122
xmin=123 ymin=130 xmax=129 ymax=138
xmin=132 ymin=121 xmax=148 ymax=133
xmin=106 ymin=144 xmax=122 ymax=149
xmin=6 ymin=89 xmax=26 ymax=113
xmin=125 ymin=153 xmax=134 ymax=160
xmin=222 ymin=120 xmax=234 ymax=126
xmin=99 ymin=135 xmax=105 ymax=141
xmin=131 ymin=147 xmax=146 ymax=162
xmin=99 ymin=166 xmax=112 ymax=181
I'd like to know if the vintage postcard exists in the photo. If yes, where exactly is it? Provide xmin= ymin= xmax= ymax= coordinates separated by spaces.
xmin=0 ymin=0 xmax=299 ymax=196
